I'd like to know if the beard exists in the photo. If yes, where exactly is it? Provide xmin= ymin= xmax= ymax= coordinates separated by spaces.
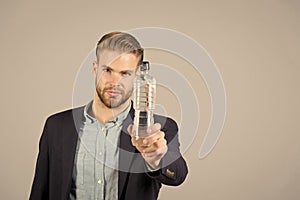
xmin=96 ymin=84 xmax=132 ymax=108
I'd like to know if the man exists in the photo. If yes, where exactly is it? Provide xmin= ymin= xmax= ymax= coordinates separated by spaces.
xmin=30 ymin=31 xmax=188 ymax=200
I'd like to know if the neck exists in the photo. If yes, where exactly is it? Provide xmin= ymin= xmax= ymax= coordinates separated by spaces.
xmin=92 ymin=92 xmax=130 ymax=124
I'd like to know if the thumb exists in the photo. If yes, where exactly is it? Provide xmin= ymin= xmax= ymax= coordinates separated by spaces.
xmin=127 ymin=124 xmax=133 ymax=136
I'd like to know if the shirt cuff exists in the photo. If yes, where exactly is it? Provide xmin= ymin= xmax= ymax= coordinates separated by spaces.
xmin=145 ymin=162 xmax=160 ymax=172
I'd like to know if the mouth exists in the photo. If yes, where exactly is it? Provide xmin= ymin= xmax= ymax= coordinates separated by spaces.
xmin=106 ymin=90 xmax=122 ymax=97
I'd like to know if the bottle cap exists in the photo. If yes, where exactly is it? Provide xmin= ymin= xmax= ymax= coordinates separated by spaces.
xmin=140 ymin=61 xmax=150 ymax=71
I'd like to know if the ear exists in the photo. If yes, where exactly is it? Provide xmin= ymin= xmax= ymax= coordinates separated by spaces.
xmin=92 ymin=61 xmax=98 ymax=77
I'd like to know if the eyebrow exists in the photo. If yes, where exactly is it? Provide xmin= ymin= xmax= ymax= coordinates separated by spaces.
xmin=101 ymin=65 xmax=137 ymax=73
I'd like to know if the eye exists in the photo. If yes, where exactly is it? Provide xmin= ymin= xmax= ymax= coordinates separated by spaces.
xmin=102 ymin=67 xmax=111 ymax=73
xmin=122 ymin=71 xmax=132 ymax=77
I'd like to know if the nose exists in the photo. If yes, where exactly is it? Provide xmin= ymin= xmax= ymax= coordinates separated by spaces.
xmin=109 ymin=72 xmax=122 ymax=85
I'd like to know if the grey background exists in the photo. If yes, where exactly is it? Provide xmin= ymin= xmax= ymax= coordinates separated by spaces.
xmin=0 ymin=0 xmax=299 ymax=199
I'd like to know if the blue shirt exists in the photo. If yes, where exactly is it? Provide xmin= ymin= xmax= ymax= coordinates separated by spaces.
xmin=70 ymin=101 xmax=131 ymax=200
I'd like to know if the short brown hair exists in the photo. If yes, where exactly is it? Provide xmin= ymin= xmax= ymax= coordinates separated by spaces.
xmin=96 ymin=31 xmax=144 ymax=65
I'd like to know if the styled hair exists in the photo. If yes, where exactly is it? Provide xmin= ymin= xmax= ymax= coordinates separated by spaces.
xmin=96 ymin=31 xmax=144 ymax=65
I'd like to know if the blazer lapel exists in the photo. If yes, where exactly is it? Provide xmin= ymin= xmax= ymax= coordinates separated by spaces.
xmin=61 ymin=107 xmax=84 ymax=199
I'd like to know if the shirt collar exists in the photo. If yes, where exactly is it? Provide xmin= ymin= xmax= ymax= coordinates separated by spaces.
xmin=83 ymin=100 xmax=131 ymax=125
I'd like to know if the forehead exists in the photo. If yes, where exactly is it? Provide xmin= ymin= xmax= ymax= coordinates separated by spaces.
xmin=98 ymin=50 xmax=140 ymax=70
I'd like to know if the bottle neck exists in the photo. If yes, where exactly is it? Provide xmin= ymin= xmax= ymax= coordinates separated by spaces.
xmin=140 ymin=70 xmax=149 ymax=75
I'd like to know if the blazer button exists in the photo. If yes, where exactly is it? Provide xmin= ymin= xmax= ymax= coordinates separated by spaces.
xmin=166 ymin=169 xmax=175 ymax=177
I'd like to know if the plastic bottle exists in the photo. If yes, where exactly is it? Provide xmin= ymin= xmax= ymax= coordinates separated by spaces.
xmin=133 ymin=61 xmax=156 ymax=144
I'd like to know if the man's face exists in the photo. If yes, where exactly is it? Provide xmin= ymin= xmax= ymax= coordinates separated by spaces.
xmin=94 ymin=50 xmax=140 ymax=108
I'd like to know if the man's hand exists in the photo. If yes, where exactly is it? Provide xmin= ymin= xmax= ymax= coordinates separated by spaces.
xmin=127 ymin=123 xmax=168 ymax=170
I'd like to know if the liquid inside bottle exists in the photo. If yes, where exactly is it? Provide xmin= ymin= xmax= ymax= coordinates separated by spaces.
xmin=133 ymin=61 xmax=156 ymax=144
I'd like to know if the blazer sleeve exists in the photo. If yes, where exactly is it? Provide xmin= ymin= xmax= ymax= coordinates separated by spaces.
xmin=146 ymin=117 xmax=188 ymax=186
xmin=29 ymin=119 xmax=50 ymax=200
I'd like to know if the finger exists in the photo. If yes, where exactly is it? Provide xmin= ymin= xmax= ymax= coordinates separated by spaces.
xmin=127 ymin=124 xmax=133 ymax=135
xmin=142 ymin=138 xmax=167 ymax=153
xmin=143 ymin=146 xmax=167 ymax=157
xmin=132 ymin=137 xmax=147 ymax=148
xmin=152 ymin=137 xmax=167 ymax=148
xmin=143 ymin=131 xmax=165 ymax=146
xmin=147 ymin=123 xmax=161 ymax=134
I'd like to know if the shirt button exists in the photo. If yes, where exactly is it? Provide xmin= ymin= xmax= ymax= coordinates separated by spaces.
xmin=99 ymin=152 xmax=102 ymax=156
xmin=98 ymin=179 xmax=102 ymax=185
xmin=101 ymin=127 xmax=106 ymax=132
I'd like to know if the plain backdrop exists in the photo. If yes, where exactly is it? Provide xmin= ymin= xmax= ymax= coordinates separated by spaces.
xmin=0 ymin=0 xmax=299 ymax=199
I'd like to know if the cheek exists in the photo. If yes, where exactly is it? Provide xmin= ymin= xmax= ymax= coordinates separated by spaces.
xmin=121 ymin=78 xmax=134 ymax=88
xmin=96 ymin=74 xmax=107 ymax=85
xmin=95 ymin=79 xmax=105 ymax=90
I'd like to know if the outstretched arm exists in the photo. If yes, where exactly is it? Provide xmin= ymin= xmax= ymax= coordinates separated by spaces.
xmin=128 ymin=118 xmax=188 ymax=186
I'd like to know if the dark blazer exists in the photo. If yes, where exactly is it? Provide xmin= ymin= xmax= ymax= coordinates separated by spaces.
xmin=29 ymin=104 xmax=188 ymax=200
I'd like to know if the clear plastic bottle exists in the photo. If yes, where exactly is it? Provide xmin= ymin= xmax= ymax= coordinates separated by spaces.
xmin=133 ymin=61 xmax=156 ymax=144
